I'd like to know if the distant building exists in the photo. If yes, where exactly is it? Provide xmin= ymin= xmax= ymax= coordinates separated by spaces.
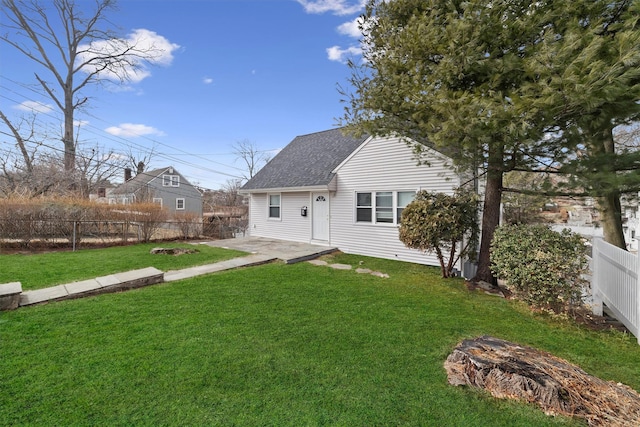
xmin=108 ymin=166 xmax=202 ymax=217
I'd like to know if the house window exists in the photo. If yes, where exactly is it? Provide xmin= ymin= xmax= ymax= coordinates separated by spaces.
xmin=356 ymin=192 xmax=372 ymax=222
xmin=176 ymin=198 xmax=185 ymax=210
xmin=375 ymin=192 xmax=393 ymax=223
xmin=153 ymin=198 xmax=163 ymax=207
xmin=163 ymin=175 xmax=180 ymax=187
xmin=268 ymin=194 xmax=281 ymax=219
xmin=355 ymin=191 xmax=416 ymax=225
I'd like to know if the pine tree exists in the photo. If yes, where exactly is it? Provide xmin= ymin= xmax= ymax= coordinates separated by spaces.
xmin=524 ymin=0 xmax=640 ymax=248
xmin=341 ymin=0 xmax=640 ymax=285
xmin=341 ymin=0 xmax=564 ymax=284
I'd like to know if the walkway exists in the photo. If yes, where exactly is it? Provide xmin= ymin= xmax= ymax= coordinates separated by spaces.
xmin=8 ymin=238 xmax=337 ymax=308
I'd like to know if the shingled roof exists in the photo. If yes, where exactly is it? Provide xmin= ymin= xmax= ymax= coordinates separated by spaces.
xmin=241 ymin=128 xmax=369 ymax=191
xmin=111 ymin=167 xmax=173 ymax=195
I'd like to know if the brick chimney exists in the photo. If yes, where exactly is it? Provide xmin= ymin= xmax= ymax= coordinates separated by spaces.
xmin=124 ymin=168 xmax=132 ymax=181
xmin=137 ymin=161 xmax=144 ymax=175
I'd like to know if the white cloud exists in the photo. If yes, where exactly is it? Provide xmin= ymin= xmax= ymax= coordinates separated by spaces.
xmin=203 ymin=77 xmax=213 ymax=84
xmin=326 ymin=45 xmax=362 ymax=63
xmin=73 ymin=120 xmax=89 ymax=127
xmin=105 ymin=123 xmax=165 ymax=138
xmin=15 ymin=100 xmax=53 ymax=113
xmin=77 ymin=29 xmax=180 ymax=84
xmin=337 ymin=17 xmax=363 ymax=37
xmin=297 ymin=0 xmax=364 ymax=16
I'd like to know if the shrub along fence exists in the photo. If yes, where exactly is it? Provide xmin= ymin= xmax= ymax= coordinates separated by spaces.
xmin=0 ymin=199 xmax=243 ymax=250
xmin=591 ymin=237 xmax=640 ymax=344
xmin=0 ymin=218 xmax=204 ymax=251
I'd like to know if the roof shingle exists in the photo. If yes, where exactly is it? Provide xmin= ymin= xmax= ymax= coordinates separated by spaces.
xmin=241 ymin=128 xmax=368 ymax=191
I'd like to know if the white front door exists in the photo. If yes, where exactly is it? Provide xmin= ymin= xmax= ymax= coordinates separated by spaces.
xmin=312 ymin=192 xmax=329 ymax=241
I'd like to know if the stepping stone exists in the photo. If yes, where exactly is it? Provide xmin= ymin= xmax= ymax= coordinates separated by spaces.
xmin=308 ymin=260 xmax=328 ymax=266
xmin=371 ymin=271 xmax=389 ymax=278
xmin=329 ymin=263 xmax=352 ymax=270
xmin=356 ymin=268 xmax=372 ymax=274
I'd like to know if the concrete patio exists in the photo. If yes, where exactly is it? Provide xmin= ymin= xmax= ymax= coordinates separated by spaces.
xmin=199 ymin=237 xmax=337 ymax=264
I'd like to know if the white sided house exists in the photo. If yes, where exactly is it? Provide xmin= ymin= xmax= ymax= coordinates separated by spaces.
xmin=240 ymin=128 xmax=465 ymax=267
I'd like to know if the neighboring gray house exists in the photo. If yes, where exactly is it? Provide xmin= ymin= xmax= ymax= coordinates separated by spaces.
xmin=109 ymin=166 xmax=203 ymax=216
xmin=240 ymin=128 xmax=465 ymax=267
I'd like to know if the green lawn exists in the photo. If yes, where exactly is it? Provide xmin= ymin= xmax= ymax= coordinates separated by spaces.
xmin=1 ymin=252 xmax=639 ymax=426
xmin=0 ymin=243 xmax=247 ymax=290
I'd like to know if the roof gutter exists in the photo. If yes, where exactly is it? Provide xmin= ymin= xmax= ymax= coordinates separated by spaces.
xmin=239 ymin=184 xmax=332 ymax=195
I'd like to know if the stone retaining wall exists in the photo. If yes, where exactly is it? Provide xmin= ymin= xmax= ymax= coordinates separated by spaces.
xmin=0 ymin=267 xmax=164 ymax=310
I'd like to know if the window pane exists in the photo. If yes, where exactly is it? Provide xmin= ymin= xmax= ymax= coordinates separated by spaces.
xmin=398 ymin=191 xmax=415 ymax=207
xmin=356 ymin=192 xmax=371 ymax=207
xmin=397 ymin=191 xmax=415 ymax=222
xmin=269 ymin=194 xmax=280 ymax=206
xmin=375 ymin=192 xmax=393 ymax=223
xmin=269 ymin=207 xmax=280 ymax=218
xmin=376 ymin=192 xmax=392 ymax=207
xmin=357 ymin=208 xmax=372 ymax=222
xmin=376 ymin=207 xmax=393 ymax=223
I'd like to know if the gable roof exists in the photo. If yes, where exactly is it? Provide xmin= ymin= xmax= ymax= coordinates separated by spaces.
xmin=111 ymin=166 xmax=181 ymax=195
xmin=241 ymin=128 xmax=369 ymax=192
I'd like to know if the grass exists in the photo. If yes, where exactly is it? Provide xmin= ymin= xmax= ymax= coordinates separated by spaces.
xmin=1 ymin=252 xmax=639 ymax=426
xmin=0 ymin=242 xmax=247 ymax=291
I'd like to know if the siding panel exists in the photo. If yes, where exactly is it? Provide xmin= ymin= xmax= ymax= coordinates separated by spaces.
xmin=248 ymin=192 xmax=312 ymax=242
xmin=331 ymin=135 xmax=460 ymax=267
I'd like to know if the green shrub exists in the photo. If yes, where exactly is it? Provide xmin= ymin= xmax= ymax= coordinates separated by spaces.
xmin=399 ymin=189 xmax=478 ymax=278
xmin=490 ymin=224 xmax=588 ymax=313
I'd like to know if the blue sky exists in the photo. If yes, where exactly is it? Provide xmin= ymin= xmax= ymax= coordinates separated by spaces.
xmin=0 ymin=0 xmax=365 ymax=189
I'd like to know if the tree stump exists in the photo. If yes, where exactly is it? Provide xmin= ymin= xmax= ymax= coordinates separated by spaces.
xmin=444 ymin=336 xmax=640 ymax=426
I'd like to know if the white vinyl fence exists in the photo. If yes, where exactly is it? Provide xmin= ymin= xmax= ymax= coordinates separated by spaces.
xmin=591 ymin=237 xmax=640 ymax=344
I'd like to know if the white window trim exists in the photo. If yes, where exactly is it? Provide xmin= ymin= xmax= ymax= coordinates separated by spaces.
xmin=354 ymin=190 xmax=416 ymax=226
xmin=268 ymin=193 xmax=281 ymax=220
xmin=163 ymin=174 xmax=180 ymax=187
xmin=176 ymin=198 xmax=185 ymax=210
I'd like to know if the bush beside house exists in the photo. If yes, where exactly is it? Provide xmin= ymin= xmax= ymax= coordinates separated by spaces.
xmin=490 ymin=224 xmax=589 ymax=314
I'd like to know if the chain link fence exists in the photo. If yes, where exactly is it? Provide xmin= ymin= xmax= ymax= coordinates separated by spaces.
xmin=0 ymin=217 xmax=241 ymax=251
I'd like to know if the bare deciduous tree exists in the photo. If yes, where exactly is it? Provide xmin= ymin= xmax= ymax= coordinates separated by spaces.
xmin=126 ymin=144 xmax=157 ymax=176
xmin=75 ymin=144 xmax=128 ymax=198
xmin=0 ymin=151 xmax=69 ymax=198
xmin=232 ymin=139 xmax=271 ymax=181
xmin=1 ymin=0 xmax=167 ymax=172
xmin=220 ymin=179 xmax=244 ymax=206
xmin=0 ymin=110 xmax=41 ymax=175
